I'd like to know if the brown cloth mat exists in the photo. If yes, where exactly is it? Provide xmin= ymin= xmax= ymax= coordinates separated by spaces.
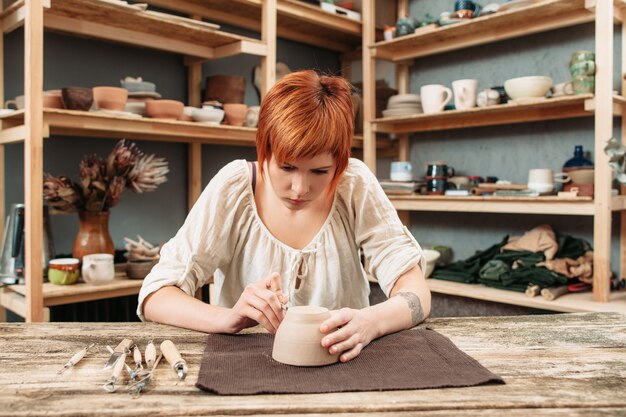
xmin=196 ymin=328 xmax=504 ymax=395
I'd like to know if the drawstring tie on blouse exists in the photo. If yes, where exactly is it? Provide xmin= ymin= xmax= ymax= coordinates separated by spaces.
xmin=286 ymin=243 xmax=319 ymax=308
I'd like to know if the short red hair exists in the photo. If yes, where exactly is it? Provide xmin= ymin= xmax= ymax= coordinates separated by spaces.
xmin=256 ymin=70 xmax=353 ymax=192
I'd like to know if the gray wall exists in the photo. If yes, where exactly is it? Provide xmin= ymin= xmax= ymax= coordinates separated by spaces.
xmin=398 ymin=1 xmax=622 ymax=272
xmin=4 ymin=27 xmax=339 ymax=255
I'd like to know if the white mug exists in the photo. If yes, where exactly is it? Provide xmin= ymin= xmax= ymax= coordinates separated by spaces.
xmin=5 ymin=95 xmax=25 ymax=110
xmin=420 ymin=84 xmax=452 ymax=114
xmin=528 ymin=169 xmax=569 ymax=194
xmin=390 ymin=161 xmax=413 ymax=181
xmin=452 ymin=79 xmax=478 ymax=110
xmin=82 ymin=253 xmax=115 ymax=285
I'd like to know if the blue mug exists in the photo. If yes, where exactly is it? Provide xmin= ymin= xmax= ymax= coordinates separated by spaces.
xmin=390 ymin=161 xmax=413 ymax=181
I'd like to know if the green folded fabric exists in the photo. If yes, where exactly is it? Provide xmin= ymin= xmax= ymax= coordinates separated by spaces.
xmin=478 ymin=260 xmax=509 ymax=282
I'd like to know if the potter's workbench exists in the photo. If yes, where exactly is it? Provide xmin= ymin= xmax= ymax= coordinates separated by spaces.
xmin=1 ymin=312 xmax=625 ymax=416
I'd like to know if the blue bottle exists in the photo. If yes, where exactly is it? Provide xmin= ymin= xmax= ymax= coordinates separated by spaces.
xmin=563 ymin=145 xmax=593 ymax=170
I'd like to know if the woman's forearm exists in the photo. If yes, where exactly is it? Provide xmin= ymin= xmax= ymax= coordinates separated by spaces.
xmin=143 ymin=286 xmax=232 ymax=333
xmin=363 ymin=265 xmax=432 ymax=338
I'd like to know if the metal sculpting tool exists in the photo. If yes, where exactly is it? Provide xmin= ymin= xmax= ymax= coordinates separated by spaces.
xmin=160 ymin=340 xmax=188 ymax=381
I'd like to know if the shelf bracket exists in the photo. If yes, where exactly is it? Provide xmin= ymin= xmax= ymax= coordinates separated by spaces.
xmin=0 ymin=125 xmax=26 ymax=144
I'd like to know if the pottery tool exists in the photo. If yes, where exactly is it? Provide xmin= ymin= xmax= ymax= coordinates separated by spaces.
xmin=57 ymin=343 xmax=95 ymax=374
xmin=131 ymin=344 xmax=143 ymax=373
xmin=145 ymin=339 xmax=157 ymax=369
xmin=160 ymin=340 xmax=188 ymax=381
xmin=103 ymin=349 xmax=128 ymax=393
xmin=127 ymin=353 xmax=163 ymax=398
xmin=104 ymin=338 xmax=133 ymax=369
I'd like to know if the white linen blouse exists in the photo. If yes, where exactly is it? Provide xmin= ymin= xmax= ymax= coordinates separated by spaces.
xmin=137 ymin=158 xmax=425 ymax=321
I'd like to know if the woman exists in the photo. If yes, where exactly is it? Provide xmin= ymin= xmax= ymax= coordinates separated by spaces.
xmin=139 ymin=70 xmax=431 ymax=362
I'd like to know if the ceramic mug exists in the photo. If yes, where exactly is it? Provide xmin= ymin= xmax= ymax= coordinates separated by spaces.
xmin=569 ymin=60 xmax=595 ymax=77
xmin=572 ymin=75 xmax=595 ymax=94
xmin=426 ymin=178 xmax=448 ymax=195
xmin=390 ymin=161 xmax=413 ymax=181
xmin=5 ymin=95 xmax=25 ymax=110
xmin=420 ymin=84 xmax=452 ymax=114
xmin=82 ymin=253 xmax=115 ymax=285
xmin=48 ymin=258 xmax=81 ymax=285
xmin=453 ymin=0 xmax=481 ymax=18
xmin=452 ymin=79 xmax=478 ymax=110
xmin=570 ymin=50 xmax=595 ymax=65
xmin=426 ymin=161 xmax=455 ymax=178
xmin=528 ymin=169 xmax=569 ymax=194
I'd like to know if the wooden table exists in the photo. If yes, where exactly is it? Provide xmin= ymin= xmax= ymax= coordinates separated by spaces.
xmin=1 ymin=312 xmax=625 ymax=416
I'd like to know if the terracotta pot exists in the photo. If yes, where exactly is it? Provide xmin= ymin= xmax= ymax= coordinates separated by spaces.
xmin=43 ymin=90 xmax=64 ymax=109
xmin=61 ymin=87 xmax=93 ymax=111
xmin=93 ymin=86 xmax=128 ymax=111
xmin=145 ymin=100 xmax=184 ymax=120
xmin=72 ymin=211 xmax=115 ymax=261
xmin=223 ymin=103 xmax=247 ymax=126
xmin=204 ymin=75 xmax=246 ymax=104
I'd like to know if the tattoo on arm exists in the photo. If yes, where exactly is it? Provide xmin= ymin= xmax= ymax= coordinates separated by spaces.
xmin=395 ymin=292 xmax=425 ymax=326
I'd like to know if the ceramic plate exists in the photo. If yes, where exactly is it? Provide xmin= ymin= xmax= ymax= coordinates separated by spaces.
xmin=127 ymin=91 xmax=162 ymax=99
xmin=0 ymin=109 xmax=15 ymax=117
xmin=92 ymin=109 xmax=142 ymax=118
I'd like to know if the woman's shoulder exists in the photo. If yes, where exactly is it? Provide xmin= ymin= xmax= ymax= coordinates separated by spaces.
xmin=208 ymin=159 xmax=249 ymax=188
xmin=340 ymin=158 xmax=378 ymax=187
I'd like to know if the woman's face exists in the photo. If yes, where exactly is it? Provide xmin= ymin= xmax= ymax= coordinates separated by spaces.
xmin=267 ymin=153 xmax=336 ymax=210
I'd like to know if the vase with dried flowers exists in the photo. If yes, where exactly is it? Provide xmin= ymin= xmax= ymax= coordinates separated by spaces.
xmin=43 ymin=139 xmax=169 ymax=260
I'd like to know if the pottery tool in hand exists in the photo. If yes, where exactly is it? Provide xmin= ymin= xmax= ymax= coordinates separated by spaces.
xmin=104 ymin=338 xmax=132 ymax=369
xmin=58 ymin=343 xmax=95 ymax=374
xmin=160 ymin=340 xmax=188 ymax=381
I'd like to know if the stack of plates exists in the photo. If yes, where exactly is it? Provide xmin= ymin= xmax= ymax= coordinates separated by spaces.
xmin=382 ymin=94 xmax=422 ymax=117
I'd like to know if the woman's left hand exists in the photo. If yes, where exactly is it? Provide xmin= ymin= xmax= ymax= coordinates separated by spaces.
xmin=319 ymin=308 xmax=380 ymax=362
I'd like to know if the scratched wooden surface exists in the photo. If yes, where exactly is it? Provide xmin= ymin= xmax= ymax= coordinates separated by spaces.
xmin=0 ymin=312 xmax=625 ymax=416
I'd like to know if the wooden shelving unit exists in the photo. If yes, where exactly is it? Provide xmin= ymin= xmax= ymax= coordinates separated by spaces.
xmin=362 ymin=0 xmax=625 ymax=310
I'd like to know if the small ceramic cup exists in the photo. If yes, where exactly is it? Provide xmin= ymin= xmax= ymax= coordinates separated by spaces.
xmin=273 ymin=306 xmax=339 ymax=367
xmin=528 ymin=168 xmax=569 ymax=194
xmin=420 ymin=84 xmax=452 ymax=114
xmin=48 ymin=258 xmax=81 ymax=285
xmin=82 ymin=253 xmax=115 ymax=285
xmin=390 ymin=161 xmax=413 ymax=181
xmin=5 ymin=95 xmax=25 ymax=110
xmin=426 ymin=161 xmax=454 ymax=178
xmin=572 ymin=75 xmax=595 ymax=95
xmin=452 ymin=79 xmax=478 ymax=110
xmin=223 ymin=103 xmax=248 ymax=126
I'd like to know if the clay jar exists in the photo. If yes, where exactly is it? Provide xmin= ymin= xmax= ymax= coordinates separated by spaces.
xmin=93 ymin=86 xmax=128 ymax=111
xmin=272 ymin=306 xmax=339 ymax=367
xmin=61 ymin=87 xmax=93 ymax=111
xmin=223 ymin=103 xmax=247 ymax=126
xmin=204 ymin=75 xmax=246 ymax=104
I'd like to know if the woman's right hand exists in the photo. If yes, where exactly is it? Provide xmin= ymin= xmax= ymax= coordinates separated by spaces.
xmin=222 ymin=272 xmax=287 ymax=334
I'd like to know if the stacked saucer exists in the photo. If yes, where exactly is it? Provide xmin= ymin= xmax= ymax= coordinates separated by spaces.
xmin=382 ymin=94 xmax=422 ymax=117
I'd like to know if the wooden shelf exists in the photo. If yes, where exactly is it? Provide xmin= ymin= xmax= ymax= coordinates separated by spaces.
xmin=372 ymin=94 xmax=595 ymax=134
xmin=0 ymin=109 xmax=387 ymax=150
xmin=427 ymin=278 xmax=626 ymax=314
xmin=140 ymin=0 xmax=364 ymax=52
xmin=371 ymin=0 xmax=594 ymax=62
xmin=2 ymin=0 xmax=266 ymax=60
xmin=3 ymin=275 xmax=143 ymax=308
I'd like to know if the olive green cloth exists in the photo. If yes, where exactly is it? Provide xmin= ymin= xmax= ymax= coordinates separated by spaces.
xmin=196 ymin=329 xmax=504 ymax=395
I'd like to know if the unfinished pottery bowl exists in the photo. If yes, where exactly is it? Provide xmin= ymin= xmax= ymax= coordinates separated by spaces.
xmin=43 ymin=90 xmax=64 ymax=109
xmin=120 ymin=78 xmax=156 ymax=93
xmin=192 ymin=106 xmax=225 ymax=124
xmin=126 ymin=259 xmax=157 ymax=279
xmin=61 ymin=87 xmax=93 ymax=111
xmin=93 ymin=86 xmax=128 ymax=111
xmin=223 ymin=103 xmax=247 ymax=126
xmin=504 ymin=76 xmax=553 ymax=100
xmin=145 ymin=99 xmax=184 ymax=120
xmin=272 ymin=306 xmax=339 ymax=367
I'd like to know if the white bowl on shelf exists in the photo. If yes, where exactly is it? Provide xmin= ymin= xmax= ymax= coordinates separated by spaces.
xmin=192 ymin=107 xmax=225 ymax=125
xmin=504 ymin=76 xmax=553 ymax=100
xmin=423 ymin=249 xmax=441 ymax=278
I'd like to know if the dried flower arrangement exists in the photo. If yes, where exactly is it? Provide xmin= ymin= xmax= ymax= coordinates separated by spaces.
xmin=43 ymin=139 xmax=169 ymax=213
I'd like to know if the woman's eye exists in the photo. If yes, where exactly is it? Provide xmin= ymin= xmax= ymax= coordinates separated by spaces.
xmin=281 ymin=165 xmax=295 ymax=171
xmin=313 ymin=170 xmax=329 ymax=175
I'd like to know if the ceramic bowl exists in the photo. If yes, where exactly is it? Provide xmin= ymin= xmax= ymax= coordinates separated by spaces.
xmin=192 ymin=107 xmax=225 ymax=124
xmin=124 ymin=101 xmax=147 ymax=116
xmin=272 ymin=306 xmax=340 ymax=367
xmin=126 ymin=259 xmax=157 ymax=279
xmin=504 ymin=76 xmax=553 ymax=100
xmin=48 ymin=258 xmax=81 ymax=285
xmin=62 ymin=87 xmax=93 ymax=111
xmin=223 ymin=103 xmax=247 ymax=126
xmin=145 ymin=99 xmax=184 ymax=120
xmin=120 ymin=80 xmax=156 ymax=93
xmin=43 ymin=90 xmax=64 ymax=109
xmin=422 ymin=249 xmax=441 ymax=278
xmin=93 ymin=86 xmax=128 ymax=111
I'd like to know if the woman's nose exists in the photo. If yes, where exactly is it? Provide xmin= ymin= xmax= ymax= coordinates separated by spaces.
xmin=292 ymin=174 xmax=309 ymax=196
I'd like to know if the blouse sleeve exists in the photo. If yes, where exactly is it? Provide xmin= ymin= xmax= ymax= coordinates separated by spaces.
xmin=137 ymin=161 xmax=246 ymax=321
xmin=348 ymin=160 xmax=426 ymax=297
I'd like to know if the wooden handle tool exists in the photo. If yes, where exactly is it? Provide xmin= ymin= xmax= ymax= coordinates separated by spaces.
xmin=58 ymin=343 xmax=95 ymax=374
xmin=103 ymin=350 xmax=127 ymax=393
xmin=145 ymin=340 xmax=157 ymax=369
xmin=103 ymin=338 xmax=132 ymax=369
xmin=160 ymin=340 xmax=188 ymax=381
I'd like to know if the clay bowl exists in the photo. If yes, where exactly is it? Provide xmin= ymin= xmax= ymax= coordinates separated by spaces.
xmin=93 ymin=86 xmax=128 ymax=111
xmin=145 ymin=100 xmax=184 ymax=120
xmin=191 ymin=106 xmax=225 ymax=124
xmin=567 ymin=168 xmax=594 ymax=185
xmin=504 ymin=76 xmax=553 ymax=100
xmin=61 ymin=87 xmax=93 ymax=111
xmin=126 ymin=259 xmax=157 ymax=279
xmin=223 ymin=103 xmax=247 ymax=126
xmin=272 ymin=306 xmax=339 ymax=367
xmin=43 ymin=90 xmax=64 ymax=109
xmin=422 ymin=249 xmax=441 ymax=278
